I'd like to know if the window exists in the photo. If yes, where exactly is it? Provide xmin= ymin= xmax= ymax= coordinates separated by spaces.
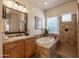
xmin=62 ymin=13 xmax=72 ymax=22
xmin=47 ymin=17 xmax=59 ymax=34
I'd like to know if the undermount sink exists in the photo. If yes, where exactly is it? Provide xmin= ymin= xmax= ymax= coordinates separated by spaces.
xmin=37 ymin=37 xmax=55 ymax=44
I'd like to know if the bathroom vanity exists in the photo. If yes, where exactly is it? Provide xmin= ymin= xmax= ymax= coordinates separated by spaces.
xmin=3 ymin=36 xmax=36 ymax=58
xmin=3 ymin=1 xmax=36 ymax=58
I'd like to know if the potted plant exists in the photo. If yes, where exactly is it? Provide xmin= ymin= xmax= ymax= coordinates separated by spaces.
xmin=43 ymin=28 xmax=49 ymax=37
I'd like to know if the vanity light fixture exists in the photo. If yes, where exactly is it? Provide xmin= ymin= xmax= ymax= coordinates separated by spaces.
xmin=23 ymin=7 xmax=27 ymax=12
xmin=3 ymin=0 xmax=11 ymax=7
xmin=13 ymin=2 xmax=18 ymax=9
xmin=8 ymin=0 xmax=12 ymax=5
xmin=45 ymin=1 xmax=48 ymax=5
xmin=3 ymin=0 xmax=28 ymax=13
xmin=18 ymin=5 xmax=23 ymax=11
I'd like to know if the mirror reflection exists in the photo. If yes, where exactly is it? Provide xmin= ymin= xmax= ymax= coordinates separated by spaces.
xmin=4 ymin=7 xmax=27 ymax=33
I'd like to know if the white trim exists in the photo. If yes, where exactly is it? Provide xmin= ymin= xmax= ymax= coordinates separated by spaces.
xmin=62 ymin=13 xmax=72 ymax=22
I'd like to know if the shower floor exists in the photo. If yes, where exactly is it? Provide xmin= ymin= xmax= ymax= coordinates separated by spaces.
xmin=56 ymin=43 xmax=77 ymax=58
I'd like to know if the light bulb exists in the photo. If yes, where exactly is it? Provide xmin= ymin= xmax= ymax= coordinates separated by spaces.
xmin=45 ymin=1 xmax=48 ymax=5
xmin=23 ymin=8 xmax=26 ymax=12
xmin=8 ymin=0 xmax=12 ymax=5
xmin=19 ymin=5 xmax=23 ymax=11
xmin=14 ymin=3 xmax=18 ymax=9
xmin=7 ymin=0 xmax=13 ymax=7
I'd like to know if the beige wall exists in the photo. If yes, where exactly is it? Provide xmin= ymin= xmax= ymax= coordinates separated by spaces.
xmin=45 ymin=1 xmax=77 ymax=18
xmin=77 ymin=0 xmax=79 ymax=57
xmin=15 ymin=0 xmax=45 ymax=36
xmin=0 ymin=0 xmax=3 ymax=57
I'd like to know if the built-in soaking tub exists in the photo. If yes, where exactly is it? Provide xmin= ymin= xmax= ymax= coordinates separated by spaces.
xmin=36 ymin=37 xmax=59 ymax=49
xmin=36 ymin=37 xmax=59 ymax=58
xmin=37 ymin=37 xmax=55 ymax=43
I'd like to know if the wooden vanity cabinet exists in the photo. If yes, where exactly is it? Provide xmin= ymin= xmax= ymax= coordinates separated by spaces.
xmin=16 ymin=40 xmax=25 ymax=58
xmin=3 ymin=42 xmax=18 ymax=58
xmin=3 ymin=40 xmax=25 ymax=58
xmin=24 ymin=37 xmax=36 ymax=57
xmin=3 ymin=37 xmax=36 ymax=58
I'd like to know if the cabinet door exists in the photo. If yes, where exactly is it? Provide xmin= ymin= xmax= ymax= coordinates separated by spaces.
xmin=17 ymin=46 xmax=24 ymax=58
xmin=30 ymin=39 xmax=36 ymax=55
xmin=3 ymin=42 xmax=18 ymax=58
xmin=25 ymin=38 xmax=36 ymax=57
xmin=25 ymin=39 xmax=31 ymax=57
xmin=4 ymin=41 xmax=25 ymax=58
xmin=17 ymin=41 xmax=24 ymax=58
xmin=4 ymin=48 xmax=18 ymax=58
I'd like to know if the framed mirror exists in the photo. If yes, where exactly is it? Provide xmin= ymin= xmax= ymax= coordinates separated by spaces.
xmin=3 ymin=6 xmax=28 ymax=34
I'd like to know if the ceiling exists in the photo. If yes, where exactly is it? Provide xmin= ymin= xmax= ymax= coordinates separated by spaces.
xmin=27 ymin=0 xmax=76 ymax=10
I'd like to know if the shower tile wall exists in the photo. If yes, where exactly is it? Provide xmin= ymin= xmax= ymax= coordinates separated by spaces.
xmin=77 ymin=30 xmax=79 ymax=57
xmin=77 ymin=3 xmax=79 ymax=57
xmin=59 ymin=14 xmax=77 ymax=57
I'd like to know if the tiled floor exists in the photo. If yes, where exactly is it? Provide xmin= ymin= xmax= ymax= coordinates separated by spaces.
xmin=56 ymin=43 xmax=77 ymax=58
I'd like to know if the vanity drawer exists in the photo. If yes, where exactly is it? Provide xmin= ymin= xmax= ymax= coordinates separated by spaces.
xmin=3 ymin=42 xmax=17 ymax=50
xmin=16 ymin=40 xmax=24 ymax=47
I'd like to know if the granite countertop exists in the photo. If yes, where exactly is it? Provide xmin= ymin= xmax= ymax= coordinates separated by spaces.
xmin=3 ymin=36 xmax=35 ymax=44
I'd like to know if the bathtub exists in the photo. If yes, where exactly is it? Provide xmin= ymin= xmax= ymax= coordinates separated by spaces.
xmin=36 ymin=37 xmax=58 ymax=48
xmin=37 ymin=37 xmax=55 ymax=44
xmin=36 ymin=37 xmax=59 ymax=58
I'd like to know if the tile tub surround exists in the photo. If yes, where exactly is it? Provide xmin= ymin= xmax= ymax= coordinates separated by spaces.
xmin=58 ymin=14 xmax=77 ymax=57
xmin=36 ymin=45 xmax=56 ymax=58
xmin=36 ymin=37 xmax=59 ymax=58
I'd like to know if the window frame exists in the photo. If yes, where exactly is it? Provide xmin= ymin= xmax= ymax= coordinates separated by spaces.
xmin=47 ymin=16 xmax=59 ymax=34
xmin=62 ymin=13 xmax=72 ymax=22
